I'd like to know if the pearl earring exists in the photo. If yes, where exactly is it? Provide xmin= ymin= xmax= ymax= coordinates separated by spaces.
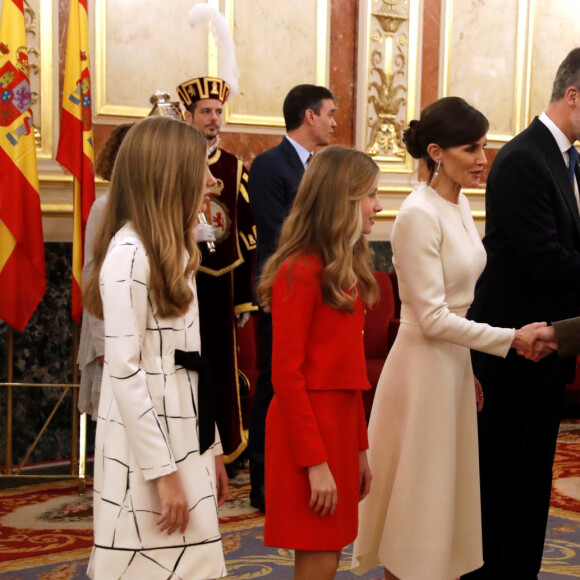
xmin=434 ymin=161 xmax=441 ymax=177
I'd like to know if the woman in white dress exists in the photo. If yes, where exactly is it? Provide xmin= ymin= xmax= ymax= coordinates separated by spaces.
xmin=83 ymin=117 xmax=228 ymax=580
xmin=77 ymin=123 xmax=215 ymax=420
xmin=351 ymin=97 xmax=544 ymax=580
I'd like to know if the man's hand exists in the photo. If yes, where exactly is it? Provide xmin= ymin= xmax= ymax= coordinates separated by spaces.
xmin=518 ymin=325 xmax=558 ymax=361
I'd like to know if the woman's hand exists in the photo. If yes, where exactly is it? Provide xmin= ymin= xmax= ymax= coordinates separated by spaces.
xmin=358 ymin=450 xmax=372 ymax=502
xmin=215 ymin=455 xmax=229 ymax=507
xmin=511 ymin=322 xmax=547 ymax=359
xmin=155 ymin=471 xmax=189 ymax=535
xmin=474 ymin=375 xmax=484 ymax=412
xmin=308 ymin=462 xmax=337 ymax=517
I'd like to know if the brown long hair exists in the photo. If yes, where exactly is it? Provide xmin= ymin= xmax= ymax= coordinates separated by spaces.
xmin=258 ymin=145 xmax=379 ymax=313
xmin=83 ymin=116 xmax=207 ymax=319
xmin=94 ymin=123 xmax=134 ymax=180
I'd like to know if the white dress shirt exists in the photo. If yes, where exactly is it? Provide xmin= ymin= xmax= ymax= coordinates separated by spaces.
xmin=539 ymin=111 xmax=579 ymax=209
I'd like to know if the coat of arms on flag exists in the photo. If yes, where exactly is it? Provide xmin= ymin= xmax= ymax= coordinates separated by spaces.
xmin=0 ymin=48 xmax=34 ymax=140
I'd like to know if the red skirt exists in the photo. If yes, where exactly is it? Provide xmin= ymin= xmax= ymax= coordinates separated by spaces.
xmin=264 ymin=389 xmax=361 ymax=550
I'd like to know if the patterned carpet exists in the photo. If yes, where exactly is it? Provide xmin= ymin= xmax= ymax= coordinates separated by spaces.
xmin=3 ymin=423 xmax=580 ymax=579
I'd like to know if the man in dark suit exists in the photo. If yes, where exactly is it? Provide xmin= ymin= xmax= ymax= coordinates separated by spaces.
xmin=247 ymin=84 xmax=336 ymax=511
xmin=465 ymin=48 xmax=580 ymax=579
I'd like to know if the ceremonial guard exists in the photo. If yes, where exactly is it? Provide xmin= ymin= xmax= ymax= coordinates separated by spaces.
xmin=178 ymin=74 xmax=257 ymax=463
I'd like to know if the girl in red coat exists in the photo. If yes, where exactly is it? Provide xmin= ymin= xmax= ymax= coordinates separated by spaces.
xmin=257 ymin=145 xmax=383 ymax=579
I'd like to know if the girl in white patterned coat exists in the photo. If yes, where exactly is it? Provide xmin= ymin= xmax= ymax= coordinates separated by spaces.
xmin=83 ymin=117 xmax=228 ymax=580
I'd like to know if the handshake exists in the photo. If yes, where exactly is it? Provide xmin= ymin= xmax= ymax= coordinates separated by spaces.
xmin=513 ymin=322 xmax=558 ymax=362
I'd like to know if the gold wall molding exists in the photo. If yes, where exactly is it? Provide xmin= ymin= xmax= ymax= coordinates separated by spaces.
xmin=94 ymin=0 xmax=211 ymax=119
xmin=374 ymin=185 xmax=486 ymax=222
xmin=39 ymin=174 xmax=73 ymax=184
xmin=222 ymin=0 xmax=329 ymax=128
xmin=356 ymin=0 xmax=421 ymax=175
xmin=525 ymin=0 xmax=580 ymax=125
xmin=441 ymin=0 xmax=527 ymax=144
xmin=95 ymin=0 xmax=143 ymax=118
xmin=41 ymin=203 xmax=73 ymax=218
xmin=93 ymin=0 xmax=328 ymax=128
xmin=441 ymin=0 xmax=579 ymax=144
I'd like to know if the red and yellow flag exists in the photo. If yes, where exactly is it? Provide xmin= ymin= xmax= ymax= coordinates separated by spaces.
xmin=56 ymin=0 xmax=95 ymax=324
xmin=0 ymin=0 xmax=46 ymax=331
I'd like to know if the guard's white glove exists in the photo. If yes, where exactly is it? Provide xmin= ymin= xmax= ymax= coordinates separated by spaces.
xmin=194 ymin=223 xmax=216 ymax=243
xmin=236 ymin=312 xmax=251 ymax=327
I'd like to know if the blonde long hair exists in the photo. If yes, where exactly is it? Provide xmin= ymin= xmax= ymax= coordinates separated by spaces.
xmin=83 ymin=116 xmax=207 ymax=319
xmin=258 ymin=145 xmax=379 ymax=313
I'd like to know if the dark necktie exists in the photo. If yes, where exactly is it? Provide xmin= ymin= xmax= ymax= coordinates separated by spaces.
xmin=306 ymin=152 xmax=313 ymax=166
xmin=568 ymin=146 xmax=578 ymax=188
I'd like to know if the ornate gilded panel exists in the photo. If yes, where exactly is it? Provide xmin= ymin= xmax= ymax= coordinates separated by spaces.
xmin=356 ymin=0 xmax=421 ymax=174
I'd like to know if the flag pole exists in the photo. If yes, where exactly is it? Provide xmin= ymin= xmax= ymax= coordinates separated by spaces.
xmin=4 ymin=325 xmax=14 ymax=475
xmin=71 ymin=321 xmax=79 ymax=472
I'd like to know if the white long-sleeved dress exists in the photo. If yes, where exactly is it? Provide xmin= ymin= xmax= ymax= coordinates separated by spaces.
xmin=352 ymin=184 xmax=515 ymax=580
xmin=88 ymin=224 xmax=226 ymax=580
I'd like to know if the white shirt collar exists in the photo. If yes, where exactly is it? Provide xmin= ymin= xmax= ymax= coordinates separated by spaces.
xmin=285 ymin=135 xmax=312 ymax=168
xmin=207 ymin=136 xmax=220 ymax=156
xmin=539 ymin=111 xmax=573 ymax=154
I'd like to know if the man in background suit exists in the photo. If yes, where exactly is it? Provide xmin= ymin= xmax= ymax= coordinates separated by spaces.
xmin=247 ymin=84 xmax=337 ymax=511
xmin=466 ymin=48 xmax=580 ymax=579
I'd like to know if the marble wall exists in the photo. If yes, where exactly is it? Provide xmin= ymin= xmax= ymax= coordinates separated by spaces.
xmin=441 ymin=0 xmax=580 ymax=143
xmin=443 ymin=0 xmax=522 ymax=140
xmin=529 ymin=0 xmax=580 ymax=119
xmin=0 ymin=244 xmax=95 ymax=466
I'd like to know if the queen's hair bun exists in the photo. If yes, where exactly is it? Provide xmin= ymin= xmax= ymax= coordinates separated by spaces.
xmin=402 ymin=119 xmax=424 ymax=159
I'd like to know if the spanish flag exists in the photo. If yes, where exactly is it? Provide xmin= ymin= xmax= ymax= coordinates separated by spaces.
xmin=56 ymin=0 xmax=95 ymax=324
xmin=0 ymin=0 xmax=46 ymax=331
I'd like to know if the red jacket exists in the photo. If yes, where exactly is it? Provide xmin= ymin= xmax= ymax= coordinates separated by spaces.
xmin=271 ymin=253 xmax=370 ymax=467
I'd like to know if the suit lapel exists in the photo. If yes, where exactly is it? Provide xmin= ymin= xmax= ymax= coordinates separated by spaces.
xmin=532 ymin=119 xmax=580 ymax=233
xmin=280 ymin=137 xmax=306 ymax=180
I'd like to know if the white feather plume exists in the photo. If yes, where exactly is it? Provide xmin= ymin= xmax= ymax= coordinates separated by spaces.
xmin=188 ymin=3 xmax=240 ymax=96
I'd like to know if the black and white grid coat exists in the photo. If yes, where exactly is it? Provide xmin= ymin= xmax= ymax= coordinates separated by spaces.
xmin=88 ymin=224 xmax=226 ymax=580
